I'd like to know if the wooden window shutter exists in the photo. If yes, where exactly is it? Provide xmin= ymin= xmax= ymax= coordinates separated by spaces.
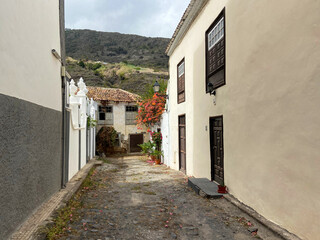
xmin=177 ymin=59 xmax=185 ymax=104
xmin=206 ymin=9 xmax=225 ymax=92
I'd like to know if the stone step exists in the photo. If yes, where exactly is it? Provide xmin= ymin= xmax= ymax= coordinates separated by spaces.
xmin=188 ymin=178 xmax=226 ymax=198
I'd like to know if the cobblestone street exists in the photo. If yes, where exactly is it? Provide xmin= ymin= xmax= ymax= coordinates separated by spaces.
xmin=52 ymin=156 xmax=282 ymax=240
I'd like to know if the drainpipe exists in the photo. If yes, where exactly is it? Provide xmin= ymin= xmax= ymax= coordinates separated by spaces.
xmin=58 ymin=0 xmax=69 ymax=188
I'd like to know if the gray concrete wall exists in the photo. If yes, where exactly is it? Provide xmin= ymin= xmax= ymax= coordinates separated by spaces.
xmin=0 ymin=94 xmax=62 ymax=239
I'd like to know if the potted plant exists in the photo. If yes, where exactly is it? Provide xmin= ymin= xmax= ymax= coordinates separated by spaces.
xmin=138 ymin=141 xmax=156 ymax=160
xmin=217 ymin=183 xmax=227 ymax=194
xmin=150 ymin=150 xmax=163 ymax=165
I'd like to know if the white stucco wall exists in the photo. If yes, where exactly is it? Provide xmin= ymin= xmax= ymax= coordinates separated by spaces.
xmin=0 ymin=0 xmax=62 ymax=111
xmin=97 ymin=102 xmax=148 ymax=146
xmin=68 ymin=80 xmax=89 ymax=180
xmin=68 ymin=117 xmax=79 ymax=181
xmin=87 ymin=99 xmax=98 ymax=159
xmin=168 ymin=0 xmax=320 ymax=239
xmin=161 ymin=87 xmax=170 ymax=166
xmin=160 ymin=112 xmax=170 ymax=166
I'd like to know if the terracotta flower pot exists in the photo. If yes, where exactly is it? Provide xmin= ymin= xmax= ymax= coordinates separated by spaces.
xmin=217 ymin=185 xmax=227 ymax=194
xmin=150 ymin=155 xmax=156 ymax=161
xmin=155 ymin=159 xmax=161 ymax=165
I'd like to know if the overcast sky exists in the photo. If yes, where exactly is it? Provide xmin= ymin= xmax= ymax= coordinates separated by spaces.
xmin=65 ymin=0 xmax=190 ymax=38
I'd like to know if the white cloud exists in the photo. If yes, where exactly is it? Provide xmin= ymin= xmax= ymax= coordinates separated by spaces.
xmin=65 ymin=0 xmax=190 ymax=38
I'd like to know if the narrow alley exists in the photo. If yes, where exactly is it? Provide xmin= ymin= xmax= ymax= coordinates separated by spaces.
xmin=44 ymin=156 xmax=283 ymax=240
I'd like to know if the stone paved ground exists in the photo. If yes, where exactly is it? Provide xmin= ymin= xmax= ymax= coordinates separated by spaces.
xmin=51 ymin=156 xmax=283 ymax=240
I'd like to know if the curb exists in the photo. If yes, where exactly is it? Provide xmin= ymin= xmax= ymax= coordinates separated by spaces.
xmin=10 ymin=159 xmax=103 ymax=240
xmin=224 ymin=194 xmax=302 ymax=240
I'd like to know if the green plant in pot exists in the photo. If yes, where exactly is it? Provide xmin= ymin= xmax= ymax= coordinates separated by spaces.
xmin=138 ymin=141 xmax=156 ymax=157
xmin=150 ymin=149 xmax=163 ymax=165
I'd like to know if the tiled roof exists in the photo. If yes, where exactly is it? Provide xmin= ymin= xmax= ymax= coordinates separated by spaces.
xmin=87 ymin=87 xmax=140 ymax=103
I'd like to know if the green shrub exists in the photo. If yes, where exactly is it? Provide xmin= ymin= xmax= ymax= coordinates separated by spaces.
xmin=138 ymin=141 xmax=156 ymax=156
xmin=78 ymin=60 xmax=85 ymax=68
xmin=96 ymin=127 xmax=118 ymax=156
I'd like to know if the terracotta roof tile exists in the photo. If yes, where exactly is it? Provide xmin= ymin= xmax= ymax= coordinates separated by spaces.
xmin=87 ymin=87 xmax=140 ymax=103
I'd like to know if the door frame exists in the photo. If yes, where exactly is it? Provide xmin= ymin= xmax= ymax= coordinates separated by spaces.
xmin=178 ymin=114 xmax=186 ymax=174
xmin=209 ymin=115 xmax=224 ymax=185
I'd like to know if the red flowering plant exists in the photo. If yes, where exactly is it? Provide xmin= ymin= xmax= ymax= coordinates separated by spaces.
xmin=136 ymin=93 xmax=166 ymax=128
xmin=151 ymin=131 xmax=162 ymax=150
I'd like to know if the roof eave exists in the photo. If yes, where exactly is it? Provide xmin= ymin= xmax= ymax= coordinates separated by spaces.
xmin=166 ymin=0 xmax=209 ymax=56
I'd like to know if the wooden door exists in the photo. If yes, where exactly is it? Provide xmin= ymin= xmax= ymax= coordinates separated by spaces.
xmin=179 ymin=115 xmax=186 ymax=173
xmin=210 ymin=116 xmax=224 ymax=185
xmin=129 ymin=134 xmax=143 ymax=153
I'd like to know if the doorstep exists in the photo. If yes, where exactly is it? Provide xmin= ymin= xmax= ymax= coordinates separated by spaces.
xmin=188 ymin=178 xmax=226 ymax=198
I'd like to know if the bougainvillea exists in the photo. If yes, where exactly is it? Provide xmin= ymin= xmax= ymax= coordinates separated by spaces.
xmin=151 ymin=131 xmax=162 ymax=147
xmin=136 ymin=93 xmax=166 ymax=128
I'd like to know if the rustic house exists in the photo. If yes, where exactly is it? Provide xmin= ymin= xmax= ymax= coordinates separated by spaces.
xmin=87 ymin=86 xmax=148 ymax=153
xmin=166 ymin=0 xmax=320 ymax=239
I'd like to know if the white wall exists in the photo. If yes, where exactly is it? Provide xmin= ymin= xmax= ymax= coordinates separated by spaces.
xmin=168 ymin=0 xmax=320 ymax=239
xmin=161 ymin=88 xmax=170 ymax=166
xmin=68 ymin=79 xmax=88 ymax=180
xmin=97 ymin=102 xmax=148 ymax=145
xmin=0 ymin=0 xmax=61 ymax=111
xmin=68 ymin=111 xmax=79 ymax=180
xmin=87 ymin=99 xmax=98 ymax=159
xmin=160 ymin=112 xmax=170 ymax=165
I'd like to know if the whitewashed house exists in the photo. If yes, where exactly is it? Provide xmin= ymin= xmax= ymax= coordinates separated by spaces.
xmin=166 ymin=0 xmax=320 ymax=239
xmin=87 ymin=87 xmax=149 ymax=153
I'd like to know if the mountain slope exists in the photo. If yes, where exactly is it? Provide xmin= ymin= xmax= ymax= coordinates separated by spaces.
xmin=66 ymin=58 xmax=168 ymax=96
xmin=66 ymin=29 xmax=170 ymax=69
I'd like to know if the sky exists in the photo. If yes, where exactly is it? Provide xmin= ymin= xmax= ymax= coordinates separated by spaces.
xmin=65 ymin=0 xmax=190 ymax=38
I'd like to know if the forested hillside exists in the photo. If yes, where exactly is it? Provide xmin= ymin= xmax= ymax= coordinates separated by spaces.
xmin=66 ymin=29 xmax=170 ymax=69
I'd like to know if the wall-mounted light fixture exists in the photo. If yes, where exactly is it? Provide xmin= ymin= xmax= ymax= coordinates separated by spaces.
xmin=207 ymin=82 xmax=217 ymax=105
xmin=153 ymin=80 xmax=169 ymax=99
xmin=207 ymin=82 xmax=216 ymax=96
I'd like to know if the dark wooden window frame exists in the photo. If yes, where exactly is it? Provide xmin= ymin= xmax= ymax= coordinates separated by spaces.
xmin=205 ymin=8 xmax=226 ymax=93
xmin=177 ymin=58 xmax=185 ymax=104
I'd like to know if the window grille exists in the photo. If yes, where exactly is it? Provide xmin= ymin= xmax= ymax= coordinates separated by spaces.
xmin=98 ymin=106 xmax=113 ymax=125
xmin=125 ymin=106 xmax=138 ymax=125
xmin=206 ymin=10 xmax=225 ymax=91
xmin=208 ymin=17 xmax=224 ymax=50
